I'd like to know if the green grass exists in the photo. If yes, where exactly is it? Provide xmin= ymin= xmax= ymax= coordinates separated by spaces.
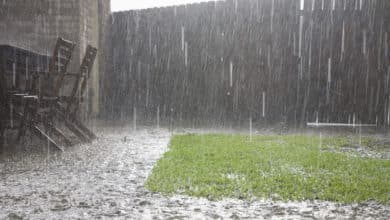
xmin=146 ymin=134 xmax=390 ymax=204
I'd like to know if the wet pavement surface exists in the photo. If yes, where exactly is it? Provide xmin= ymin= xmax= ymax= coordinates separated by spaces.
xmin=0 ymin=126 xmax=389 ymax=219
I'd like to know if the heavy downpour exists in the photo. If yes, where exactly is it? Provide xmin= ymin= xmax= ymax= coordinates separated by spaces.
xmin=0 ymin=0 xmax=389 ymax=219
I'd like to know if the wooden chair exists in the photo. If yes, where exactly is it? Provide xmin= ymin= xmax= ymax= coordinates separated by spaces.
xmin=16 ymin=37 xmax=76 ymax=150
xmin=54 ymin=45 xmax=98 ymax=142
xmin=10 ymin=38 xmax=98 ymax=151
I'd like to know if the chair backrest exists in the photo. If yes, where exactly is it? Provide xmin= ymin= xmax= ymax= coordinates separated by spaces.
xmin=78 ymin=45 xmax=97 ymax=98
xmin=42 ymin=37 xmax=75 ymax=97
xmin=66 ymin=45 xmax=97 ymax=116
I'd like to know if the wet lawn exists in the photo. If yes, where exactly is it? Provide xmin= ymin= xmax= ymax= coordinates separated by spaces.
xmin=146 ymin=134 xmax=390 ymax=204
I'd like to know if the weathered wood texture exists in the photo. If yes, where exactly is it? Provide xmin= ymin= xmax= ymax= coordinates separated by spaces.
xmin=105 ymin=0 xmax=390 ymax=127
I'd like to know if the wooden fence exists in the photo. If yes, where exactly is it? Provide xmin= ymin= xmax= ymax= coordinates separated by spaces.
xmin=104 ymin=0 xmax=390 ymax=128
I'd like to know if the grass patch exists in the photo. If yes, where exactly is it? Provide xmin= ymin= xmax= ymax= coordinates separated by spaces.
xmin=146 ymin=134 xmax=390 ymax=204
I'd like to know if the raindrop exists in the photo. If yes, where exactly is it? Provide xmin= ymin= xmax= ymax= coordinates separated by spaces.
xmin=167 ymin=53 xmax=171 ymax=71
xmin=326 ymin=58 xmax=331 ymax=104
xmin=293 ymin=32 xmax=297 ymax=56
xmin=135 ymin=12 xmax=139 ymax=32
xmin=149 ymin=28 xmax=152 ymax=53
xmin=308 ymin=22 xmax=313 ymax=73
xmin=312 ymin=0 xmax=315 ymax=11
xmin=378 ymin=27 xmax=383 ymax=69
xmin=384 ymin=32 xmax=388 ymax=58
xmin=298 ymin=15 xmax=304 ymax=58
xmin=153 ymin=44 xmax=157 ymax=64
xmin=327 ymin=57 xmax=332 ymax=83
xmin=12 ymin=62 xmax=16 ymax=87
xmin=270 ymin=0 xmax=274 ymax=33
xmin=229 ymin=61 xmax=233 ymax=87
xmin=300 ymin=0 xmax=304 ymax=11
xmin=184 ymin=42 xmax=188 ymax=67
xmin=365 ymin=64 xmax=369 ymax=95
xmin=262 ymin=91 xmax=266 ymax=117
xmin=341 ymin=21 xmax=345 ymax=54
xmin=181 ymin=26 xmax=185 ymax=51
xmin=388 ymin=100 xmax=390 ymax=125
xmin=267 ymin=45 xmax=271 ymax=67
xmin=146 ymin=71 xmax=149 ymax=107
xmin=363 ymin=29 xmax=367 ymax=55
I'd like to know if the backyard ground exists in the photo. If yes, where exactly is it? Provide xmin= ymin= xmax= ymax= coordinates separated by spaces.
xmin=0 ymin=125 xmax=389 ymax=219
xmin=147 ymin=134 xmax=390 ymax=204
